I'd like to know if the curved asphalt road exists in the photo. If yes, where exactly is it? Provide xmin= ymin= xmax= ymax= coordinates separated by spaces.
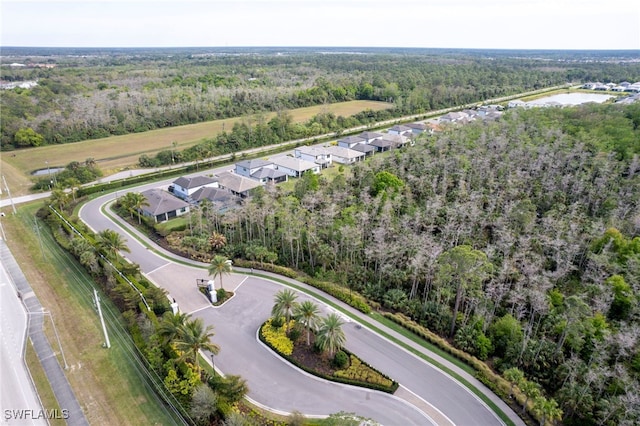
xmin=80 ymin=190 xmax=522 ymax=426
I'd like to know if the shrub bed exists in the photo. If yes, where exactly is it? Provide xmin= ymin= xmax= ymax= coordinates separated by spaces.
xmin=259 ymin=320 xmax=397 ymax=394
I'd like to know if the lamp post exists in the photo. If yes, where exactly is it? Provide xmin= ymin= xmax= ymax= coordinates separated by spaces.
xmin=210 ymin=353 xmax=215 ymax=376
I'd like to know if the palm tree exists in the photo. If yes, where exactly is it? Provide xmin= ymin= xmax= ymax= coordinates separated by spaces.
xmin=49 ymin=188 xmax=69 ymax=210
xmin=317 ymin=313 xmax=346 ymax=357
xmin=174 ymin=318 xmax=220 ymax=376
xmin=64 ymin=177 xmax=81 ymax=201
xmin=119 ymin=192 xmax=137 ymax=219
xmin=130 ymin=192 xmax=150 ymax=224
xmin=96 ymin=229 xmax=130 ymax=260
xmin=208 ymin=255 xmax=232 ymax=291
xmin=209 ymin=231 xmax=227 ymax=252
xmin=271 ymin=289 xmax=298 ymax=334
xmin=157 ymin=311 xmax=190 ymax=345
xmin=295 ymin=300 xmax=320 ymax=346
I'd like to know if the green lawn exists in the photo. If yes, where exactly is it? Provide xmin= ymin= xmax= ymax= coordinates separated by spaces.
xmin=5 ymin=204 xmax=183 ymax=426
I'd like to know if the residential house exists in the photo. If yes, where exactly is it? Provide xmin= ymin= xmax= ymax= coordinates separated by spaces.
xmin=368 ymin=138 xmax=393 ymax=152
xmin=387 ymin=124 xmax=412 ymax=136
xmin=356 ymin=131 xmax=383 ymax=144
xmin=271 ymin=156 xmax=321 ymax=177
xmin=381 ymin=133 xmax=409 ymax=148
xmin=171 ymin=175 xmax=218 ymax=201
xmin=140 ymin=188 xmax=190 ymax=223
xmin=190 ymin=186 xmax=236 ymax=211
xmin=337 ymin=135 xmax=366 ymax=149
xmin=351 ymin=143 xmax=376 ymax=157
xmin=294 ymin=146 xmax=333 ymax=168
xmin=404 ymin=122 xmax=428 ymax=135
xmin=215 ymin=171 xmax=263 ymax=198
xmin=325 ymin=146 xmax=365 ymax=164
xmin=439 ymin=111 xmax=470 ymax=123
xmin=234 ymin=159 xmax=287 ymax=183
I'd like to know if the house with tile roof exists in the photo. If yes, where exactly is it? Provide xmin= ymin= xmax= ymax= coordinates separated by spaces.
xmin=325 ymin=146 xmax=365 ymax=164
xmin=271 ymin=156 xmax=321 ymax=177
xmin=294 ymin=146 xmax=333 ymax=168
xmin=388 ymin=124 xmax=412 ymax=136
xmin=140 ymin=188 xmax=190 ymax=223
xmin=171 ymin=175 xmax=218 ymax=201
xmin=337 ymin=135 xmax=366 ymax=149
xmin=356 ymin=131 xmax=384 ymax=144
xmin=234 ymin=159 xmax=287 ymax=183
xmin=215 ymin=171 xmax=263 ymax=198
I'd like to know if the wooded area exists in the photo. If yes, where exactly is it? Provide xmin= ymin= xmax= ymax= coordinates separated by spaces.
xmin=3 ymin=48 xmax=639 ymax=150
xmin=174 ymin=103 xmax=640 ymax=426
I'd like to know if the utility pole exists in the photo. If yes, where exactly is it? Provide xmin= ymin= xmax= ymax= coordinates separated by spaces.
xmin=94 ymin=289 xmax=111 ymax=349
xmin=1 ymin=175 xmax=17 ymax=214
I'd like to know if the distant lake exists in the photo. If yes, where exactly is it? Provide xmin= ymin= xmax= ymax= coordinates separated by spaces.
xmin=527 ymin=92 xmax=614 ymax=106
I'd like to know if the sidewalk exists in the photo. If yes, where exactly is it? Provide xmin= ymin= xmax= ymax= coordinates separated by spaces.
xmin=1 ymin=240 xmax=89 ymax=426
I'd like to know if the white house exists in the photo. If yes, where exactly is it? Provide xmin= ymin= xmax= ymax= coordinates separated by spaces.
xmin=294 ymin=146 xmax=333 ymax=168
xmin=325 ymin=146 xmax=365 ymax=164
xmin=271 ymin=156 xmax=320 ymax=177
xmin=234 ymin=159 xmax=287 ymax=183
xmin=171 ymin=175 xmax=218 ymax=201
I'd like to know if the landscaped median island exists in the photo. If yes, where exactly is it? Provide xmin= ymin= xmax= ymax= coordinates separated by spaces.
xmin=259 ymin=289 xmax=398 ymax=394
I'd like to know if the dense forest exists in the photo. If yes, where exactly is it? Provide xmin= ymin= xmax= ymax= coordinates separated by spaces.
xmin=168 ymin=103 xmax=640 ymax=426
xmin=2 ymin=47 xmax=640 ymax=149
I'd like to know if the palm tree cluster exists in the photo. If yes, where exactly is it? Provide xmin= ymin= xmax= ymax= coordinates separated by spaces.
xmin=117 ymin=191 xmax=150 ymax=224
xmin=158 ymin=312 xmax=220 ymax=377
xmin=271 ymin=289 xmax=346 ymax=357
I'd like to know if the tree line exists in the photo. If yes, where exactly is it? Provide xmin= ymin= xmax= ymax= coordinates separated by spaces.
xmin=4 ymin=49 xmax=640 ymax=149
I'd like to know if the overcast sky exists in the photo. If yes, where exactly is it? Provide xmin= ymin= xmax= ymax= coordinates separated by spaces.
xmin=2 ymin=0 xmax=639 ymax=50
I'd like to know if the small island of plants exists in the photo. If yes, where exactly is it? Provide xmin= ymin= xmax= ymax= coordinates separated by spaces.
xmin=259 ymin=289 xmax=398 ymax=394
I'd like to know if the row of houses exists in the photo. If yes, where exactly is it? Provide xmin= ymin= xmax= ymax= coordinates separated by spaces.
xmin=438 ymin=105 xmax=504 ymax=124
xmin=582 ymin=81 xmax=640 ymax=92
xmin=138 ymin=122 xmax=434 ymax=222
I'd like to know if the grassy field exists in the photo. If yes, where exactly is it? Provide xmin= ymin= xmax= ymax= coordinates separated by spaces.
xmin=3 ymin=204 xmax=183 ymax=426
xmin=1 ymin=100 xmax=392 ymax=196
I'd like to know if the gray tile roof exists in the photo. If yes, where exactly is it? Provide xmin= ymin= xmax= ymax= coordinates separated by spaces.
xmin=351 ymin=143 xmax=376 ymax=153
xmin=191 ymin=187 xmax=234 ymax=204
xmin=235 ymin=159 xmax=273 ymax=170
xmin=338 ymin=136 xmax=366 ymax=145
xmin=370 ymin=139 xmax=393 ymax=148
xmin=271 ymin=156 xmax=319 ymax=172
xmin=141 ymin=188 xmax=190 ymax=216
xmin=357 ymin=131 xmax=383 ymax=140
xmin=325 ymin=146 xmax=365 ymax=159
xmin=215 ymin=171 xmax=263 ymax=194
xmin=173 ymin=175 xmax=217 ymax=189
xmin=251 ymin=167 xmax=287 ymax=179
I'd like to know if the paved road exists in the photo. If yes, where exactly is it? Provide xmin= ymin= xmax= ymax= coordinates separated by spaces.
xmin=0 ymin=240 xmax=88 ymax=426
xmin=0 ymin=260 xmax=47 ymax=426
xmin=80 ymin=192 xmax=524 ymax=426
